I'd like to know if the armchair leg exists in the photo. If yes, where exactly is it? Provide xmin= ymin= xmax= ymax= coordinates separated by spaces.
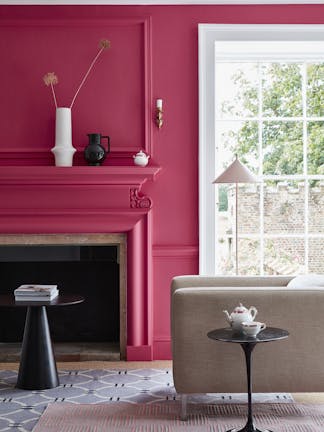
xmin=180 ymin=394 xmax=188 ymax=420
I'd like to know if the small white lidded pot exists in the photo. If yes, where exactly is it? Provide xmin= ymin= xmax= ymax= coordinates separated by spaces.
xmin=242 ymin=321 xmax=266 ymax=337
xmin=133 ymin=150 xmax=150 ymax=167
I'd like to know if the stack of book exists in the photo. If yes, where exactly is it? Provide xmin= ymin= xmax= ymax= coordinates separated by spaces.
xmin=14 ymin=284 xmax=59 ymax=302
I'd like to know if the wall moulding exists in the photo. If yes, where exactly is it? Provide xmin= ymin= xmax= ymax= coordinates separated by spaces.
xmin=1 ymin=1 xmax=322 ymax=5
xmin=0 ymin=149 xmax=152 ymax=167
xmin=0 ymin=16 xmax=153 ymax=162
xmin=153 ymin=244 xmax=199 ymax=258
xmin=0 ymin=166 xmax=161 ymax=186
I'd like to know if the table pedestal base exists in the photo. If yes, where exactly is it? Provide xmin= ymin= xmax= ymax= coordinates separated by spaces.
xmin=207 ymin=328 xmax=289 ymax=432
xmin=227 ymin=428 xmax=273 ymax=432
xmin=17 ymin=306 xmax=59 ymax=390
xmin=227 ymin=344 xmax=273 ymax=432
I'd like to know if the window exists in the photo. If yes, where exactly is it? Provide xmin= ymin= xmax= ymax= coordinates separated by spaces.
xmin=199 ymin=25 xmax=324 ymax=276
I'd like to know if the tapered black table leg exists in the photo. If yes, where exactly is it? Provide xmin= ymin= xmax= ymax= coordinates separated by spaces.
xmin=208 ymin=328 xmax=289 ymax=432
xmin=17 ymin=306 xmax=59 ymax=390
xmin=227 ymin=342 xmax=273 ymax=432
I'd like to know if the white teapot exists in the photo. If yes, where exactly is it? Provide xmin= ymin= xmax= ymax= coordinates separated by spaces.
xmin=133 ymin=150 xmax=150 ymax=167
xmin=223 ymin=303 xmax=258 ymax=331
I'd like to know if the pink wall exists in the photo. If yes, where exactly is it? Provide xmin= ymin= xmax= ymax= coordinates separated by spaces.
xmin=1 ymin=4 xmax=324 ymax=359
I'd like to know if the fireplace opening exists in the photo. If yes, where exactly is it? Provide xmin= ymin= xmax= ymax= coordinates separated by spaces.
xmin=0 ymin=245 xmax=119 ymax=345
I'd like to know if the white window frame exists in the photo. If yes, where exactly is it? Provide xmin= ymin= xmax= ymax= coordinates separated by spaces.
xmin=199 ymin=24 xmax=324 ymax=275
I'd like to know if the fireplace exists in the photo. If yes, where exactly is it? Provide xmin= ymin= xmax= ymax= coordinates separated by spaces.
xmin=0 ymin=165 xmax=161 ymax=361
xmin=0 ymin=234 xmax=126 ymax=360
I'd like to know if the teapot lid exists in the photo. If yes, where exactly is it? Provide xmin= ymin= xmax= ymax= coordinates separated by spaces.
xmin=233 ymin=303 xmax=248 ymax=313
xmin=135 ymin=150 xmax=146 ymax=157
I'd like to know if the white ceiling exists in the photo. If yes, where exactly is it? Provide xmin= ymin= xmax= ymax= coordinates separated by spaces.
xmin=0 ymin=0 xmax=321 ymax=5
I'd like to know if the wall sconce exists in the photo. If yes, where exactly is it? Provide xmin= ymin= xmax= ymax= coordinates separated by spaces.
xmin=156 ymin=99 xmax=163 ymax=129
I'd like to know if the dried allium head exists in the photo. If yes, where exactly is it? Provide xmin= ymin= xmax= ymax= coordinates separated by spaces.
xmin=99 ymin=39 xmax=111 ymax=50
xmin=43 ymin=72 xmax=58 ymax=86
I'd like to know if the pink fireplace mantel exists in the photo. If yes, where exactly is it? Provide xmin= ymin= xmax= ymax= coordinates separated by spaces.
xmin=0 ymin=164 xmax=161 ymax=361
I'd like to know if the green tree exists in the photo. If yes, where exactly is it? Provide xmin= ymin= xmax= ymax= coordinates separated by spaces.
xmin=218 ymin=185 xmax=228 ymax=211
xmin=222 ymin=63 xmax=324 ymax=175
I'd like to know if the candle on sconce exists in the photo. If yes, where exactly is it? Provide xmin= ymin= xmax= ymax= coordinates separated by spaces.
xmin=156 ymin=98 xmax=163 ymax=128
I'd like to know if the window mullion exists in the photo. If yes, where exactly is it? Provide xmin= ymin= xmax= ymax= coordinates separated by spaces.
xmin=215 ymin=116 xmax=324 ymax=121
xmin=302 ymin=62 xmax=309 ymax=272
xmin=258 ymin=61 xmax=264 ymax=276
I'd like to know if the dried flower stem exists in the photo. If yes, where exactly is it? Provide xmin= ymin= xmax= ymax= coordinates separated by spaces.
xmin=70 ymin=45 xmax=106 ymax=109
xmin=43 ymin=40 xmax=110 ymax=110
xmin=43 ymin=72 xmax=59 ymax=108
xmin=50 ymin=83 xmax=58 ymax=108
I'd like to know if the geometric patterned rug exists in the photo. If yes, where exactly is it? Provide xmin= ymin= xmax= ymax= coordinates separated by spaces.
xmin=33 ymin=402 xmax=324 ymax=432
xmin=0 ymin=369 xmax=293 ymax=431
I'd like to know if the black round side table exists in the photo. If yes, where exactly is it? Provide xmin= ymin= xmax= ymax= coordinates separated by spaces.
xmin=207 ymin=327 xmax=289 ymax=432
xmin=0 ymin=294 xmax=84 ymax=390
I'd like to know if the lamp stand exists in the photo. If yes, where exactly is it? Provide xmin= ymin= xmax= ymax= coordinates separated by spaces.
xmin=212 ymin=155 xmax=259 ymax=276
xmin=235 ymin=182 xmax=238 ymax=275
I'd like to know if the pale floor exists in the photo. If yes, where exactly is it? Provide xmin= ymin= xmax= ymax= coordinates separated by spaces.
xmin=0 ymin=360 xmax=323 ymax=404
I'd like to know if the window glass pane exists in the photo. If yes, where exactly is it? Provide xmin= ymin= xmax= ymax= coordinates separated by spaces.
xmin=307 ymin=121 xmax=324 ymax=175
xmin=216 ymin=184 xmax=231 ymax=267
xmin=215 ymin=120 xmax=259 ymax=174
xmin=215 ymin=237 xmax=261 ymax=275
xmin=309 ymin=238 xmax=324 ymax=273
xmin=264 ymin=181 xmax=305 ymax=234
xmin=212 ymin=55 xmax=324 ymax=277
xmin=216 ymin=239 xmax=234 ymax=275
xmin=308 ymin=180 xmax=324 ymax=234
xmin=237 ymin=184 xmax=260 ymax=234
xmin=307 ymin=63 xmax=324 ymax=117
xmin=215 ymin=184 xmax=260 ymax=274
xmin=264 ymin=238 xmax=305 ymax=275
xmin=262 ymin=121 xmax=303 ymax=175
xmin=215 ymin=63 xmax=258 ymax=119
xmin=262 ymin=63 xmax=302 ymax=117
xmin=238 ymin=238 xmax=260 ymax=275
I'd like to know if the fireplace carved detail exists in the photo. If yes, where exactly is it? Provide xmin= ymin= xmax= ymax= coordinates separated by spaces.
xmin=130 ymin=188 xmax=152 ymax=209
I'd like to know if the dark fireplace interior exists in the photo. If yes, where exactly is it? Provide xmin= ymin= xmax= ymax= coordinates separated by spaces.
xmin=0 ymin=245 xmax=119 ymax=344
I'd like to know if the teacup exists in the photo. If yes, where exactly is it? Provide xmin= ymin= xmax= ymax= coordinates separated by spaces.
xmin=242 ymin=321 xmax=266 ymax=337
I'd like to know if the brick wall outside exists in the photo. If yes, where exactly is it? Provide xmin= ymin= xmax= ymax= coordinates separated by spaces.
xmin=225 ymin=181 xmax=324 ymax=274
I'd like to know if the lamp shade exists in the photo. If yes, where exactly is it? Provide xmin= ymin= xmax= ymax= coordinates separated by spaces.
xmin=213 ymin=156 xmax=259 ymax=184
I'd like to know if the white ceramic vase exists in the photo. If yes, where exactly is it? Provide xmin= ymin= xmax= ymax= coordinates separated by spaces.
xmin=51 ymin=107 xmax=76 ymax=167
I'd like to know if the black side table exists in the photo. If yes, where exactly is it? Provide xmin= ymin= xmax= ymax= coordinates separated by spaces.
xmin=0 ymin=294 xmax=84 ymax=390
xmin=207 ymin=327 xmax=289 ymax=432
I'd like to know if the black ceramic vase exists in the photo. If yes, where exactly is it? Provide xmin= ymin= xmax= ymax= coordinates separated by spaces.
xmin=84 ymin=133 xmax=110 ymax=166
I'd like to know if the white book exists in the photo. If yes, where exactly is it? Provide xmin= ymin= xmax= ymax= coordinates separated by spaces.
xmin=15 ymin=289 xmax=59 ymax=298
xmin=14 ymin=285 xmax=58 ymax=296
xmin=15 ymin=292 xmax=59 ymax=302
